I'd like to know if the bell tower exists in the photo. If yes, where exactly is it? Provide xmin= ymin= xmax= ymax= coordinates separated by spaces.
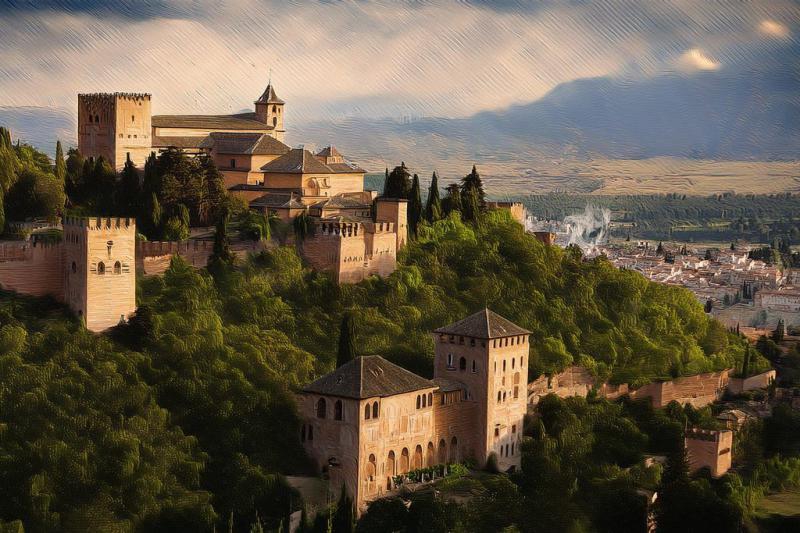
xmin=432 ymin=309 xmax=530 ymax=470
xmin=255 ymin=81 xmax=286 ymax=142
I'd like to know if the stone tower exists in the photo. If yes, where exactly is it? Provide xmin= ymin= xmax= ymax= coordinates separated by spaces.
xmin=432 ymin=309 xmax=530 ymax=470
xmin=78 ymin=93 xmax=152 ymax=171
xmin=63 ymin=216 xmax=137 ymax=332
xmin=254 ymin=82 xmax=286 ymax=142
xmin=375 ymin=198 xmax=408 ymax=251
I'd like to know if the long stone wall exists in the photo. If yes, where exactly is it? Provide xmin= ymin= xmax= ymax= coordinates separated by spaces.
xmin=0 ymin=242 xmax=64 ymax=299
xmin=528 ymin=366 xmax=734 ymax=409
xmin=136 ymin=240 xmax=265 ymax=275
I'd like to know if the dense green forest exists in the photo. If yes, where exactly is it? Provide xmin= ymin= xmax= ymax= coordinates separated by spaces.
xmin=0 ymin=207 xmax=771 ymax=532
xmin=518 ymin=193 xmax=800 ymax=243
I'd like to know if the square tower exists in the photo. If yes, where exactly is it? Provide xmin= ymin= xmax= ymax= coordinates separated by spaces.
xmin=78 ymin=93 xmax=152 ymax=170
xmin=432 ymin=309 xmax=530 ymax=470
xmin=254 ymin=83 xmax=286 ymax=143
xmin=375 ymin=198 xmax=408 ymax=251
xmin=63 ymin=216 xmax=137 ymax=332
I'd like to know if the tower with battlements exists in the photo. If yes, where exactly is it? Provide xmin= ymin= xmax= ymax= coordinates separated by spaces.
xmin=63 ymin=216 xmax=137 ymax=332
xmin=78 ymin=93 xmax=152 ymax=171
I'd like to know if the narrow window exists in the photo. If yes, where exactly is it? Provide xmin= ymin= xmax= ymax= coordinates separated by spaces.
xmin=97 ymin=262 xmax=106 ymax=275
xmin=512 ymin=424 xmax=517 ymax=434
xmin=334 ymin=400 xmax=343 ymax=421
xmin=273 ymin=117 xmax=277 ymax=126
xmin=71 ymin=261 xmax=77 ymax=273
xmin=308 ymin=426 xmax=313 ymax=440
xmin=470 ymin=338 xmax=475 ymax=347
xmin=316 ymin=398 xmax=326 ymax=419
xmin=497 ymin=392 xmax=501 ymax=403
xmin=114 ymin=261 xmax=121 ymax=274
xmin=95 ymin=114 xmax=99 ymax=123
xmin=447 ymin=353 xmax=453 ymax=368
xmin=503 ymin=360 xmax=507 ymax=372
xmin=88 ymin=115 xmax=93 ymax=123
xmin=300 ymin=425 xmax=306 ymax=442
xmin=365 ymin=404 xmax=371 ymax=420
xmin=272 ymin=105 xmax=277 ymax=113
xmin=372 ymin=402 xmax=379 ymax=419
xmin=459 ymin=357 xmax=466 ymax=371
xmin=422 ymin=394 xmax=427 ymax=408
xmin=428 ymin=392 xmax=432 ymax=406
xmin=472 ymin=360 xmax=477 ymax=373
xmin=131 ymin=114 xmax=135 ymax=123
xmin=230 ymin=158 xmax=236 ymax=169
xmin=416 ymin=395 xmax=421 ymax=409
xmin=512 ymin=358 xmax=515 ymax=369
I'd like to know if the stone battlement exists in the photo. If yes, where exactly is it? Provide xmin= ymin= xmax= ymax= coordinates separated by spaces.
xmin=138 ymin=240 xmax=214 ymax=255
xmin=63 ymin=216 xmax=135 ymax=230
xmin=78 ymin=92 xmax=151 ymax=100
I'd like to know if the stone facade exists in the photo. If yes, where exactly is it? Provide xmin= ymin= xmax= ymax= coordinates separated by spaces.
xmin=728 ymin=369 xmax=776 ymax=395
xmin=297 ymin=310 xmax=529 ymax=513
xmin=78 ymin=93 xmax=153 ymax=171
xmin=685 ymin=428 xmax=733 ymax=477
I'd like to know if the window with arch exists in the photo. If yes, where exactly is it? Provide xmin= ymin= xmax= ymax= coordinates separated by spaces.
xmin=459 ymin=357 xmax=466 ymax=371
xmin=273 ymin=117 xmax=277 ymax=126
xmin=426 ymin=442 xmax=435 ymax=466
xmin=413 ymin=445 xmax=423 ymax=469
xmin=97 ymin=262 xmax=106 ymax=275
xmin=447 ymin=353 xmax=454 ymax=368
xmin=131 ymin=115 xmax=135 ymax=123
xmin=367 ymin=454 xmax=377 ymax=483
xmin=471 ymin=360 xmax=477 ymax=373
xmin=334 ymin=400 xmax=343 ymax=421
xmin=71 ymin=261 xmax=77 ymax=273
xmin=512 ymin=358 xmax=515 ymax=369
xmin=502 ymin=391 xmax=507 ymax=401
xmin=512 ymin=424 xmax=517 ymax=434
xmin=422 ymin=394 xmax=427 ymax=408
xmin=503 ymin=360 xmax=507 ymax=372
xmin=416 ymin=395 xmax=421 ymax=409
xmin=438 ymin=439 xmax=447 ymax=463
xmin=400 ymin=448 xmax=410 ymax=474
xmin=316 ymin=398 xmax=327 ymax=418
xmin=497 ymin=391 xmax=501 ymax=403
xmin=450 ymin=437 xmax=458 ymax=462
xmin=365 ymin=404 xmax=371 ymax=420
xmin=272 ymin=105 xmax=277 ymax=113
xmin=95 ymin=114 xmax=99 ymax=123
xmin=372 ymin=402 xmax=379 ymax=419
xmin=114 ymin=261 xmax=121 ymax=274
xmin=428 ymin=392 xmax=432 ymax=406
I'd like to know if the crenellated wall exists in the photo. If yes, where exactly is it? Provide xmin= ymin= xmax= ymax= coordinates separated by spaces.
xmin=0 ymin=241 xmax=64 ymax=298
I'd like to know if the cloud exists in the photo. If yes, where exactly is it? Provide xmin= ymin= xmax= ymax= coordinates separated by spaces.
xmin=759 ymin=19 xmax=791 ymax=39
xmin=677 ymin=48 xmax=721 ymax=71
xmin=0 ymin=0 xmax=797 ymax=128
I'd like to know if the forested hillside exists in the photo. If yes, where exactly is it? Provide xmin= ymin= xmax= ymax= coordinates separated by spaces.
xmin=0 ymin=209 xmax=765 ymax=531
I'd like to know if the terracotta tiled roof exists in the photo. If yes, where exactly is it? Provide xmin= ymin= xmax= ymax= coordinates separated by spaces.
xmin=310 ymin=195 xmax=371 ymax=209
xmin=433 ymin=309 xmax=531 ymax=339
xmin=326 ymin=161 xmax=366 ymax=173
xmin=152 ymin=112 xmax=272 ymax=130
xmin=260 ymin=148 xmax=332 ymax=174
xmin=317 ymin=145 xmax=342 ymax=158
xmin=151 ymin=135 xmax=208 ymax=149
xmin=199 ymin=132 xmax=289 ymax=155
xmin=255 ymin=83 xmax=284 ymax=105
xmin=302 ymin=355 xmax=435 ymax=399
xmin=250 ymin=192 xmax=305 ymax=209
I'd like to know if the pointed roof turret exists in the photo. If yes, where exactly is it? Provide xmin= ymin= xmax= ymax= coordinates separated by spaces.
xmin=434 ymin=308 xmax=530 ymax=339
xmin=256 ymin=82 xmax=284 ymax=105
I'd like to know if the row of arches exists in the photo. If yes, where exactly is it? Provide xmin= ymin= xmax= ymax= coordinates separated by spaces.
xmin=495 ymin=356 xmax=525 ymax=373
xmin=415 ymin=392 xmax=433 ymax=409
xmin=364 ymin=436 xmax=460 ymax=493
xmin=316 ymin=397 xmax=344 ymax=421
xmin=446 ymin=354 xmax=478 ymax=373
xmin=95 ymin=261 xmax=123 ymax=275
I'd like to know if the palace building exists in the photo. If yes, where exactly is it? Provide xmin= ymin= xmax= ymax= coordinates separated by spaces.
xmin=296 ymin=309 xmax=530 ymax=512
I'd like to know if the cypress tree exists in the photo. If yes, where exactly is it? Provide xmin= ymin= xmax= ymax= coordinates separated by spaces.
xmin=462 ymin=185 xmax=481 ymax=223
xmin=460 ymin=164 xmax=486 ymax=209
xmin=336 ymin=312 xmax=357 ymax=368
xmin=141 ymin=192 xmax=162 ymax=239
xmin=54 ymin=140 xmax=66 ymax=181
xmin=383 ymin=162 xmax=411 ymax=199
xmin=210 ymin=207 xmax=234 ymax=266
xmin=425 ymin=171 xmax=442 ymax=222
xmin=331 ymin=485 xmax=355 ymax=533
xmin=382 ymin=167 xmax=389 ymax=195
xmin=118 ymin=154 xmax=140 ymax=216
xmin=408 ymin=173 xmax=422 ymax=237
xmin=64 ymin=148 xmax=84 ymax=203
xmin=444 ymin=183 xmax=462 ymax=215
xmin=662 ymin=444 xmax=690 ymax=486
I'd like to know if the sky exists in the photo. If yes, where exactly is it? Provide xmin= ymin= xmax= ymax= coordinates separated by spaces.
xmin=0 ymin=0 xmax=797 ymax=126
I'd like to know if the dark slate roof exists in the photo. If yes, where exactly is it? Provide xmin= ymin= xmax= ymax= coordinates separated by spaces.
xmin=302 ymin=355 xmax=436 ymax=399
xmin=199 ymin=132 xmax=289 ymax=155
xmin=250 ymin=193 xmax=305 ymax=209
xmin=152 ymin=112 xmax=272 ymax=131
xmin=317 ymin=145 xmax=342 ymax=158
xmin=326 ymin=161 xmax=366 ymax=173
xmin=255 ymin=83 xmax=285 ymax=105
xmin=310 ymin=195 xmax=371 ymax=209
xmin=432 ymin=378 xmax=466 ymax=392
xmin=228 ymin=184 xmax=270 ymax=192
xmin=433 ymin=309 xmax=531 ymax=339
xmin=260 ymin=148 xmax=333 ymax=174
xmin=152 ymin=135 xmax=208 ymax=149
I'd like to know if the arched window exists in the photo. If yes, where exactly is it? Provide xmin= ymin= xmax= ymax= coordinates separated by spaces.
xmin=521 ymin=356 xmax=524 ymax=367
xmin=422 ymin=394 xmax=427 ymax=408
xmin=447 ymin=353 xmax=454 ymax=368
xmin=273 ymin=117 xmax=277 ymax=126
xmin=367 ymin=454 xmax=377 ymax=484
xmin=316 ymin=398 xmax=327 ymax=418
xmin=131 ymin=114 xmax=135 ymax=123
xmin=387 ymin=451 xmax=396 ymax=489
xmin=497 ymin=391 xmax=501 ymax=403
xmin=512 ymin=424 xmax=517 ymax=434
xmin=502 ymin=391 xmax=507 ymax=402
xmin=450 ymin=437 xmax=458 ymax=462
xmin=416 ymin=395 xmax=421 ymax=409
xmin=438 ymin=439 xmax=447 ymax=463
xmin=97 ymin=262 xmax=106 ymax=275
xmin=413 ymin=445 xmax=423 ymax=469
xmin=71 ymin=261 xmax=77 ymax=273
xmin=334 ymin=400 xmax=343 ymax=421
xmin=114 ymin=261 xmax=121 ymax=274
xmin=459 ymin=357 xmax=466 ymax=371
xmin=95 ymin=114 xmax=99 ymax=123
xmin=365 ymin=404 xmax=371 ymax=420
xmin=503 ymin=360 xmax=507 ymax=372
xmin=300 ymin=425 xmax=306 ymax=442
xmin=472 ymin=360 xmax=477 ymax=373
xmin=426 ymin=442 xmax=435 ymax=466
xmin=512 ymin=358 xmax=515 ymax=369
xmin=400 ymin=448 xmax=410 ymax=474
xmin=272 ymin=105 xmax=277 ymax=113
xmin=428 ymin=392 xmax=432 ymax=406
xmin=372 ymin=402 xmax=379 ymax=419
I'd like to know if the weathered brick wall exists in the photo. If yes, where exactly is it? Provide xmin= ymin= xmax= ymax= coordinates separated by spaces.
xmin=137 ymin=240 xmax=216 ymax=275
xmin=728 ymin=370 xmax=776 ymax=395
xmin=0 ymin=242 xmax=64 ymax=299
xmin=685 ymin=429 xmax=732 ymax=477
xmin=528 ymin=365 xmax=596 ymax=405
xmin=631 ymin=370 xmax=730 ymax=408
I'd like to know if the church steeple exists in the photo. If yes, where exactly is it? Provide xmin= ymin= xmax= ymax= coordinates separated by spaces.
xmin=255 ymin=79 xmax=285 ymax=142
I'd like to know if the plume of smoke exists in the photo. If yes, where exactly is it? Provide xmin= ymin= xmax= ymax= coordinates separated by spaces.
xmin=564 ymin=205 xmax=611 ymax=254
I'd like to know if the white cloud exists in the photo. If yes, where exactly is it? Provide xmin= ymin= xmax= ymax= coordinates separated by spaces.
xmin=677 ymin=48 xmax=721 ymax=71
xmin=758 ymin=19 xmax=791 ymax=39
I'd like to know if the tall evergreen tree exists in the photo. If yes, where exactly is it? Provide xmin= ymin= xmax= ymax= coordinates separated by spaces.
xmin=64 ymin=148 xmax=84 ymax=204
xmin=408 ymin=173 xmax=422 ymax=237
xmin=460 ymin=164 xmax=486 ymax=209
xmin=461 ymin=185 xmax=481 ymax=223
xmin=209 ymin=207 xmax=234 ymax=268
xmin=54 ymin=140 xmax=66 ymax=182
xmin=0 ymin=128 xmax=16 ymax=194
xmin=141 ymin=192 xmax=162 ymax=239
xmin=383 ymin=162 xmax=411 ymax=199
xmin=424 ymin=171 xmax=442 ymax=223
xmin=118 ymin=154 xmax=141 ymax=216
xmin=443 ymin=183 xmax=462 ymax=215
xmin=741 ymin=345 xmax=751 ymax=378
xmin=661 ymin=444 xmax=690 ymax=486
xmin=382 ymin=167 xmax=389 ymax=195
xmin=331 ymin=485 xmax=355 ymax=533
xmin=197 ymin=153 xmax=226 ymax=226
xmin=337 ymin=312 xmax=357 ymax=368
